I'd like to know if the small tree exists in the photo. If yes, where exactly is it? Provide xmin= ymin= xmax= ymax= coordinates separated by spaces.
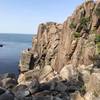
xmin=69 ymin=21 xmax=77 ymax=29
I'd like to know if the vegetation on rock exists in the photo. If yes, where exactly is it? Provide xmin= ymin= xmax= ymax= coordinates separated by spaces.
xmin=73 ymin=32 xmax=81 ymax=38
xmin=96 ymin=42 xmax=100 ymax=54
xmin=95 ymin=34 xmax=100 ymax=43
xmin=80 ymin=17 xmax=90 ymax=29
xmin=95 ymin=5 xmax=100 ymax=17
xmin=69 ymin=21 xmax=77 ymax=29
xmin=95 ymin=34 xmax=100 ymax=54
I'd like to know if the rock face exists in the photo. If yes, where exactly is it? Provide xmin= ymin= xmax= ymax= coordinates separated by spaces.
xmin=0 ymin=73 xmax=17 ymax=89
xmin=17 ymin=0 xmax=100 ymax=100
xmin=19 ymin=0 xmax=100 ymax=82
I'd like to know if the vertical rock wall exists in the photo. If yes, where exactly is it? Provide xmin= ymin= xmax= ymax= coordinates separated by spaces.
xmin=18 ymin=0 xmax=100 ymax=84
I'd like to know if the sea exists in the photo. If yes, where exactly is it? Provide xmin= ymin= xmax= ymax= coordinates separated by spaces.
xmin=0 ymin=33 xmax=33 ymax=75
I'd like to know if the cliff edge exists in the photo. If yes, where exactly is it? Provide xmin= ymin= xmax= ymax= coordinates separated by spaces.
xmin=18 ymin=0 xmax=100 ymax=100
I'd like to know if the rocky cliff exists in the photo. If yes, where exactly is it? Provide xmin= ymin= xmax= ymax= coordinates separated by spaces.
xmin=17 ymin=0 xmax=100 ymax=100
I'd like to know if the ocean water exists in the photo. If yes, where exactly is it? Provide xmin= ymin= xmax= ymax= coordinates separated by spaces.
xmin=0 ymin=33 xmax=33 ymax=75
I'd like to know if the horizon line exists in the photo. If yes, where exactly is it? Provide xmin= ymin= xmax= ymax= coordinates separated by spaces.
xmin=0 ymin=33 xmax=36 ymax=35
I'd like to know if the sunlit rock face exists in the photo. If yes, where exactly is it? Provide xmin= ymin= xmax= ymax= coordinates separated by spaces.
xmin=18 ymin=0 xmax=100 ymax=84
xmin=17 ymin=1 xmax=100 ymax=100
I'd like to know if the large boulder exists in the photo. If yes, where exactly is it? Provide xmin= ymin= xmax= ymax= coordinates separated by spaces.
xmin=77 ymin=64 xmax=93 ymax=84
xmin=0 ymin=87 xmax=5 ymax=95
xmin=86 ymin=72 xmax=100 ymax=97
xmin=70 ymin=91 xmax=84 ymax=100
xmin=39 ymin=65 xmax=54 ymax=83
xmin=2 ymin=78 xmax=17 ymax=89
xmin=0 ymin=73 xmax=17 ymax=89
xmin=60 ymin=64 xmax=77 ymax=80
xmin=19 ymin=49 xmax=32 ymax=72
xmin=0 ymin=90 xmax=15 ymax=100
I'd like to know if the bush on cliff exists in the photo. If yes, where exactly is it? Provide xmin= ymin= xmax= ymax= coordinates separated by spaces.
xmin=95 ymin=6 xmax=100 ymax=17
xmin=69 ymin=21 xmax=77 ymax=29
xmin=96 ymin=42 xmax=100 ymax=54
xmin=95 ymin=34 xmax=100 ymax=43
xmin=73 ymin=32 xmax=80 ymax=38
xmin=80 ymin=17 xmax=90 ymax=28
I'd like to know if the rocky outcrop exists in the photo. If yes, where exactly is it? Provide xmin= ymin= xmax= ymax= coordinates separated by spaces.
xmin=0 ymin=44 xmax=3 ymax=47
xmin=16 ymin=0 xmax=100 ymax=100
xmin=0 ymin=0 xmax=99 ymax=100
xmin=19 ymin=0 xmax=100 ymax=82
xmin=0 ymin=73 xmax=17 ymax=89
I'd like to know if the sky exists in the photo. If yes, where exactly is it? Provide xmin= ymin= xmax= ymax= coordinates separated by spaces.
xmin=0 ymin=0 xmax=83 ymax=34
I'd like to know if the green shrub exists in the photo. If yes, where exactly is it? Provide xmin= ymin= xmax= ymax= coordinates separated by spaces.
xmin=73 ymin=32 xmax=80 ymax=38
xmin=80 ymin=85 xmax=86 ymax=96
xmin=80 ymin=17 xmax=90 ymax=28
xmin=95 ymin=7 xmax=100 ymax=17
xmin=96 ymin=42 xmax=100 ymax=54
xmin=69 ymin=21 xmax=77 ymax=29
xmin=95 ymin=34 xmax=100 ymax=54
xmin=94 ymin=91 xmax=98 ymax=97
xmin=95 ymin=34 xmax=100 ymax=43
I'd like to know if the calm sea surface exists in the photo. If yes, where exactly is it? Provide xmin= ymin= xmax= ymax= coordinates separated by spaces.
xmin=0 ymin=33 xmax=33 ymax=75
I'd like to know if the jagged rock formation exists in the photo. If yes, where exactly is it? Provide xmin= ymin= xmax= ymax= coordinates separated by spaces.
xmin=17 ymin=0 xmax=100 ymax=100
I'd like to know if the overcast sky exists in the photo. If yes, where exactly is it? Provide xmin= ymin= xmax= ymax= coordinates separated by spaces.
xmin=0 ymin=0 xmax=83 ymax=34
